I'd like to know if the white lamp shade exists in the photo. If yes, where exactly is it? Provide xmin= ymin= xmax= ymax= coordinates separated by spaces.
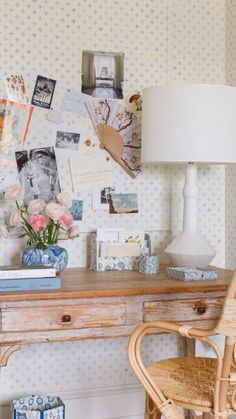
xmin=141 ymin=84 xmax=236 ymax=164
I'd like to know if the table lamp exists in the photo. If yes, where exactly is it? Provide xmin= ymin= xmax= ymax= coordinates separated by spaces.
xmin=141 ymin=84 xmax=236 ymax=268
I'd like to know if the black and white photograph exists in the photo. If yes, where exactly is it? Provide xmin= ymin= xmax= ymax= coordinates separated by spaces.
xmin=82 ymin=50 xmax=124 ymax=99
xmin=31 ymin=75 xmax=56 ymax=109
xmin=15 ymin=146 xmax=61 ymax=204
xmin=93 ymin=186 xmax=116 ymax=210
xmin=55 ymin=130 xmax=80 ymax=150
xmin=109 ymin=193 xmax=138 ymax=214
xmin=69 ymin=199 xmax=83 ymax=221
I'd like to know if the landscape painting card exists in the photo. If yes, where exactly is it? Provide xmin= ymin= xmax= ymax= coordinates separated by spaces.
xmin=70 ymin=146 xmax=114 ymax=193
xmin=0 ymin=99 xmax=34 ymax=166
xmin=5 ymin=74 xmax=29 ymax=103
xmin=31 ymin=75 xmax=56 ymax=109
xmin=109 ymin=193 xmax=138 ymax=214
xmin=86 ymin=99 xmax=141 ymax=178
xmin=15 ymin=146 xmax=60 ymax=205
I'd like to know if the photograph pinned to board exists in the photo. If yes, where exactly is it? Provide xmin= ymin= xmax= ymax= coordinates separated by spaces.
xmin=109 ymin=193 xmax=138 ymax=214
xmin=60 ymin=90 xmax=90 ymax=117
xmin=5 ymin=74 xmax=29 ymax=103
xmin=86 ymin=99 xmax=141 ymax=178
xmin=69 ymin=199 xmax=83 ymax=221
xmin=55 ymin=128 xmax=80 ymax=150
xmin=70 ymin=145 xmax=114 ymax=193
xmin=15 ymin=146 xmax=60 ymax=205
xmin=93 ymin=186 xmax=116 ymax=210
xmin=31 ymin=75 xmax=56 ymax=109
xmin=0 ymin=99 xmax=34 ymax=166
xmin=82 ymin=50 xmax=124 ymax=99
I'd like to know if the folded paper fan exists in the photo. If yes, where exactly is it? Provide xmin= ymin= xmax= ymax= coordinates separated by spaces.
xmin=86 ymin=99 xmax=141 ymax=177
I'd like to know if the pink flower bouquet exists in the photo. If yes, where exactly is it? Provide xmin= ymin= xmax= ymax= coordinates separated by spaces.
xmin=5 ymin=185 xmax=79 ymax=249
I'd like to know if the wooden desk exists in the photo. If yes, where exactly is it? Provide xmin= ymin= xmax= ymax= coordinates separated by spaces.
xmin=0 ymin=266 xmax=233 ymax=367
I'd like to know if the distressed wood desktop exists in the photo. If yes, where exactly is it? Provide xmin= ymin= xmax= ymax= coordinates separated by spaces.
xmin=0 ymin=266 xmax=233 ymax=367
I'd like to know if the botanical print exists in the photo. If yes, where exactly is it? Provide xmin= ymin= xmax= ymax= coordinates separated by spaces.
xmin=0 ymin=99 xmax=34 ymax=166
xmin=86 ymin=99 xmax=141 ymax=177
xmin=31 ymin=75 xmax=56 ymax=108
xmin=15 ymin=146 xmax=60 ymax=205
xmin=5 ymin=74 xmax=29 ymax=103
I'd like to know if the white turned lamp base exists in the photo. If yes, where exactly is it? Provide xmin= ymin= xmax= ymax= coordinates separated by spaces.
xmin=165 ymin=231 xmax=216 ymax=268
xmin=165 ymin=164 xmax=216 ymax=268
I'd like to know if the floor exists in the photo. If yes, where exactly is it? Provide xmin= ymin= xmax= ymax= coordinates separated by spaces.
xmin=82 ymin=86 xmax=123 ymax=99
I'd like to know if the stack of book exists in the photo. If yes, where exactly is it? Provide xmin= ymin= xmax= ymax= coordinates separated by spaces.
xmin=0 ymin=265 xmax=61 ymax=292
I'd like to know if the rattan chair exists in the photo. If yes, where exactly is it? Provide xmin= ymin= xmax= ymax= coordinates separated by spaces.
xmin=128 ymin=272 xmax=236 ymax=419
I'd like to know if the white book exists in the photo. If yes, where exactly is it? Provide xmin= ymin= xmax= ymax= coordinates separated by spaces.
xmin=0 ymin=265 xmax=56 ymax=279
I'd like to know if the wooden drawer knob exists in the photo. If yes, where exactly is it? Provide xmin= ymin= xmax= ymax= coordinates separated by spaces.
xmin=61 ymin=314 xmax=71 ymax=323
xmin=193 ymin=302 xmax=207 ymax=315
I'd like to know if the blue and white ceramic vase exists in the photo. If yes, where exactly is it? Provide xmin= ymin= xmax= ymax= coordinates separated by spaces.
xmin=22 ymin=244 xmax=68 ymax=272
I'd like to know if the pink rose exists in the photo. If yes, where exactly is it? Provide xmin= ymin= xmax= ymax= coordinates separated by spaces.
xmin=68 ymin=225 xmax=79 ymax=238
xmin=5 ymin=184 xmax=22 ymax=200
xmin=57 ymin=192 xmax=72 ymax=208
xmin=45 ymin=202 xmax=65 ymax=221
xmin=30 ymin=215 xmax=48 ymax=232
xmin=59 ymin=210 xmax=74 ymax=227
xmin=28 ymin=199 xmax=46 ymax=214
xmin=9 ymin=210 xmax=22 ymax=227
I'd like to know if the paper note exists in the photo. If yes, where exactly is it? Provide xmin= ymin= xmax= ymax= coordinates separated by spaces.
xmin=70 ymin=147 xmax=114 ymax=192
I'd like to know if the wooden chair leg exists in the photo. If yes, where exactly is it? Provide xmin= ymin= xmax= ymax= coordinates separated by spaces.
xmin=145 ymin=393 xmax=161 ymax=419
xmin=202 ymin=413 xmax=211 ymax=419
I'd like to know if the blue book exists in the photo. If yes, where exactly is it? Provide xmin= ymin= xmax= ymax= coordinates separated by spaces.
xmin=0 ymin=276 xmax=61 ymax=292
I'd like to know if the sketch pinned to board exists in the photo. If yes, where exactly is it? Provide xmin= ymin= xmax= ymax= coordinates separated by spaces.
xmin=15 ymin=146 xmax=60 ymax=205
xmin=86 ymin=99 xmax=141 ymax=178
xmin=5 ymin=74 xmax=29 ymax=103
xmin=31 ymin=75 xmax=56 ymax=109
xmin=60 ymin=90 xmax=90 ymax=116
xmin=0 ymin=99 xmax=34 ymax=166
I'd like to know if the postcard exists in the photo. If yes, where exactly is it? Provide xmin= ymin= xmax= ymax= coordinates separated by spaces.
xmin=97 ymin=227 xmax=124 ymax=243
xmin=69 ymin=199 xmax=83 ymax=221
xmin=119 ymin=230 xmax=145 ymax=245
xmin=15 ymin=146 xmax=60 ymax=204
xmin=5 ymin=74 xmax=29 ymax=103
xmin=31 ymin=75 xmax=56 ymax=109
xmin=70 ymin=146 xmax=114 ymax=193
xmin=109 ymin=193 xmax=138 ymax=214
xmin=0 ymin=99 xmax=34 ymax=166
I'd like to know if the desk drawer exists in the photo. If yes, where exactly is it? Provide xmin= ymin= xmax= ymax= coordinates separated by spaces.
xmin=2 ymin=302 xmax=126 ymax=332
xmin=143 ymin=297 xmax=224 ymax=323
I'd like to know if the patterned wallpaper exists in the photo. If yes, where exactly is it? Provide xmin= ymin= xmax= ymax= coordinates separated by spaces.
xmin=0 ymin=0 xmax=231 ymax=417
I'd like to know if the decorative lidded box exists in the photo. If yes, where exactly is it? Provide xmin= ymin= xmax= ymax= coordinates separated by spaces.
xmin=166 ymin=267 xmax=218 ymax=281
xmin=12 ymin=394 xmax=65 ymax=419
xmin=139 ymin=255 xmax=160 ymax=274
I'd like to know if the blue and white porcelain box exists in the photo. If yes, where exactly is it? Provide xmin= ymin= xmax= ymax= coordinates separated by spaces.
xmin=12 ymin=395 xmax=65 ymax=419
xmin=139 ymin=255 xmax=160 ymax=275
